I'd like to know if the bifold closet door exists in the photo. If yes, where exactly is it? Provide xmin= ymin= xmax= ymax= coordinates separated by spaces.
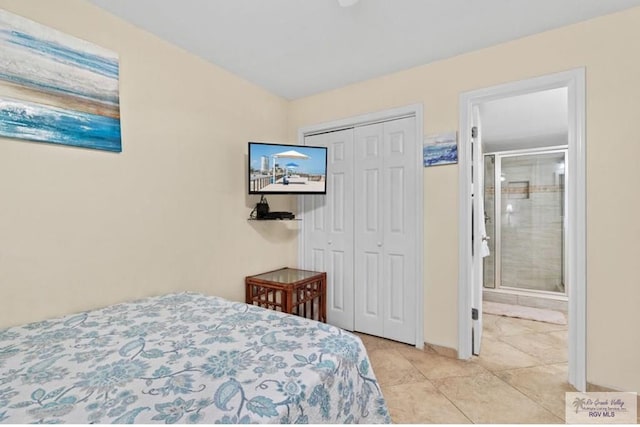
xmin=354 ymin=117 xmax=417 ymax=344
xmin=303 ymin=129 xmax=355 ymax=331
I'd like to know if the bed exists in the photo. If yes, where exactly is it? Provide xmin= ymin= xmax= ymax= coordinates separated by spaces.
xmin=0 ymin=292 xmax=390 ymax=424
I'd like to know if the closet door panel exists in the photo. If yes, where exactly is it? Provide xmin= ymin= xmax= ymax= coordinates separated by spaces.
xmin=303 ymin=129 xmax=354 ymax=330
xmin=382 ymin=117 xmax=417 ymax=344
xmin=354 ymin=124 xmax=384 ymax=336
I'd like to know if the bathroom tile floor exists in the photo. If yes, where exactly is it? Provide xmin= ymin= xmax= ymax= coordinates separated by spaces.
xmin=358 ymin=313 xmax=575 ymax=424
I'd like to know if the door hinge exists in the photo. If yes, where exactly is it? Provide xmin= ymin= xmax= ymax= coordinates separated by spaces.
xmin=471 ymin=126 xmax=478 ymax=138
xmin=472 ymin=308 xmax=479 ymax=320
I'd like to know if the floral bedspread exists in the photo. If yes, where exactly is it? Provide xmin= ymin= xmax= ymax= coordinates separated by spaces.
xmin=0 ymin=292 xmax=390 ymax=424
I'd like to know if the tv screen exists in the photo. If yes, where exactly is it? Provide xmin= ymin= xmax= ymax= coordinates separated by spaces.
xmin=248 ymin=142 xmax=328 ymax=194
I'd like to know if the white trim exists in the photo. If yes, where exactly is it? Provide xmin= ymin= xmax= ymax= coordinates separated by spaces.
xmin=458 ymin=96 xmax=473 ymax=360
xmin=297 ymin=104 xmax=425 ymax=349
xmin=484 ymin=144 xmax=568 ymax=156
xmin=458 ymin=69 xmax=586 ymax=391
xmin=568 ymin=69 xmax=587 ymax=392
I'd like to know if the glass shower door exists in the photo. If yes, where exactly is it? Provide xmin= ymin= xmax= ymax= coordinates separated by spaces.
xmin=483 ymin=149 xmax=567 ymax=296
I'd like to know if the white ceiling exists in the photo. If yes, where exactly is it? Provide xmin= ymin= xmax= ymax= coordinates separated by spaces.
xmin=481 ymin=88 xmax=568 ymax=152
xmin=88 ymin=0 xmax=640 ymax=100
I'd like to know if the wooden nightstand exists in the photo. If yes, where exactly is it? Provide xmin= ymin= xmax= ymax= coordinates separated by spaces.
xmin=245 ymin=267 xmax=326 ymax=322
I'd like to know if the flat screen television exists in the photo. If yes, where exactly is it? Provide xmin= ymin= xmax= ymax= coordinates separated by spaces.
xmin=248 ymin=142 xmax=328 ymax=195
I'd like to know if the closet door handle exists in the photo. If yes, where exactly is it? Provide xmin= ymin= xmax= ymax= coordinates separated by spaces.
xmin=328 ymin=240 xmax=333 ymax=245
xmin=377 ymin=242 xmax=382 ymax=247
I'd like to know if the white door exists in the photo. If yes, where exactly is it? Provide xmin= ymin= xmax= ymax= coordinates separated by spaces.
xmin=471 ymin=106 xmax=484 ymax=355
xmin=354 ymin=117 xmax=417 ymax=344
xmin=303 ymin=129 xmax=354 ymax=330
xmin=353 ymin=123 xmax=384 ymax=336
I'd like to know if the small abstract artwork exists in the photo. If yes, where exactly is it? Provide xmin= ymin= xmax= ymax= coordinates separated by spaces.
xmin=423 ymin=132 xmax=458 ymax=167
xmin=0 ymin=9 xmax=121 ymax=152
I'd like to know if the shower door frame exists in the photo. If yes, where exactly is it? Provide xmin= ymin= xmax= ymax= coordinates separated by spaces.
xmin=484 ymin=146 xmax=569 ymax=298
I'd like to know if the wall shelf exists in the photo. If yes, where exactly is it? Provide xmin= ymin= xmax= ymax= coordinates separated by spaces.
xmin=247 ymin=218 xmax=301 ymax=221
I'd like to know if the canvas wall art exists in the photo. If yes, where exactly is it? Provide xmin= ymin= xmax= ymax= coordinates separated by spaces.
xmin=423 ymin=132 xmax=458 ymax=166
xmin=0 ymin=9 xmax=121 ymax=152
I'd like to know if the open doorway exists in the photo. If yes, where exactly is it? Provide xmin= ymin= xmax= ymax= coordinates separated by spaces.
xmin=457 ymin=69 xmax=586 ymax=391
xmin=481 ymin=89 xmax=569 ymax=310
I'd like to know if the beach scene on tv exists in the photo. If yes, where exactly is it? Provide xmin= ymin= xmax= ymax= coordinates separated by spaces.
xmin=249 ymin=143 xmax=327 ymax=193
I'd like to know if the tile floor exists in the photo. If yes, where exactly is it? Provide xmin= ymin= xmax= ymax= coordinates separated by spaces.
xmin=358 ymin=313 xmax=575 ymax=424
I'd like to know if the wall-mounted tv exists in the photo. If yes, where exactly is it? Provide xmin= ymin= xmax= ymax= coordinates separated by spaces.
xmin=248 ymin=142 xmax=328 ymax=195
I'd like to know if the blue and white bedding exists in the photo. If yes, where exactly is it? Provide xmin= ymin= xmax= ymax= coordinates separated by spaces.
xmin=0 ymin=292 xmax=390 ymax=424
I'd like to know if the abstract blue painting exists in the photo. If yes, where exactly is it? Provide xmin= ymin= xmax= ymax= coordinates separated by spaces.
xmin=423 ymin=132 xmax=458 ymax=167
xmin=0 ymin=10 xmax=121 ymax=152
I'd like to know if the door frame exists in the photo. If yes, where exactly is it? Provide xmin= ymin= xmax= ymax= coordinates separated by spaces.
xmin=297 ymin=103 xmax=425 ymax=349
xmin=457 ymin=69 xmax=586 ymax=391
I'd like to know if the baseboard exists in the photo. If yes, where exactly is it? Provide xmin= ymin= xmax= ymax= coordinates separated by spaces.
xmin=587 ymin=382 xmax=640 ymax=412
xmin=587 ymin=382 xmax=618 ymax=392
xmin=425 ymin=342 xmax=458 ymax=359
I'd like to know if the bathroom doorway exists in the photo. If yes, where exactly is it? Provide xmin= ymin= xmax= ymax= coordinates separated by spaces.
xmin=458 ymin=69 xmax=586 ymax=391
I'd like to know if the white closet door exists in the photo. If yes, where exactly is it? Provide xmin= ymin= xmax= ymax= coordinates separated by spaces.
xmin=354 ymin=117 xmax=416 ymax=344
xmin=303 ymin=129 xmax=355 ymax=330
xmin=354 ymin=123 xmax=385 ymax=336
xmin=381 ymin=117 xmax=417 ymax=344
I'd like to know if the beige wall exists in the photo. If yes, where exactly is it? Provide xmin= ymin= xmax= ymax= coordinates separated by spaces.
xmin=1 ymin=0 xmax=638 ymax=394
xmin=288 ymin=8 xmax=640 ymax=392
xmin=0 ymin=0 xmax=296 ymax=327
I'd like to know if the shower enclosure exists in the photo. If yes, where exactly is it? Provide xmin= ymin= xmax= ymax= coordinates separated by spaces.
xmin=483 ymin=147 xmax=567 ymax=298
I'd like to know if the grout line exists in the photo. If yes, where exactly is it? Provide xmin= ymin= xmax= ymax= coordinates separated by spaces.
xmin=421 ymin=377 xmax=475 ymax=424
xmin=487 ymin=340 xmax=547 ymax=370
xmin=495 ymin=333 xmax=568 ymax=367
xmin=488 ymin=369 xmax=566 ymax=423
